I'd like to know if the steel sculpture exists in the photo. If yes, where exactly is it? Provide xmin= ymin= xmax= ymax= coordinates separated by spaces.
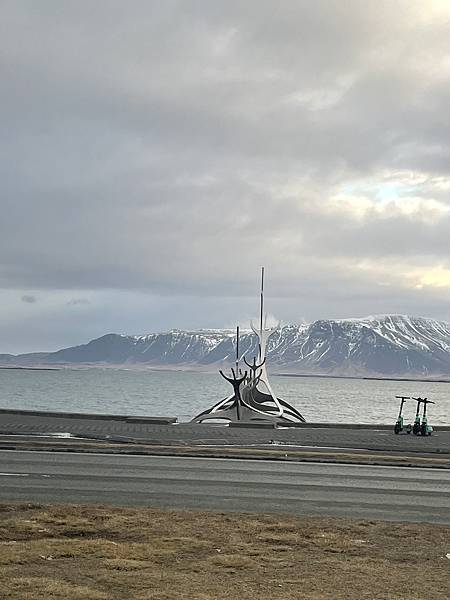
xmin=191 ymin=268 xmax=306 ymax=424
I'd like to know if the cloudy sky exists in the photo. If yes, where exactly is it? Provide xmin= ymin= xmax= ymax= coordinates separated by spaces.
xmin=1 ymin=1 xmax=450 ymax=353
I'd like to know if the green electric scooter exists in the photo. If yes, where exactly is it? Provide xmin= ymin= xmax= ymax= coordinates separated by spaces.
xmin=420 ymin=398 xmax=434 ymax=436
xmin=394 ymin=396 xmax=412 ymax=434
xmin=412 ymin=397 xmax=424 ymax=435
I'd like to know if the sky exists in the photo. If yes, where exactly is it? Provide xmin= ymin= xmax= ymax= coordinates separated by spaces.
xmin=1 ymin=1 xmax=450 ymax=353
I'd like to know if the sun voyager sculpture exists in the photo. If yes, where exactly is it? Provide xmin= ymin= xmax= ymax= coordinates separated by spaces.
xmin=191 ymin=268 xmax=306 ymax=424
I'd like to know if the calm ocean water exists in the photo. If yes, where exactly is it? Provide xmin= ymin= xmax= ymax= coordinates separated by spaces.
xmin=0 ymin=368 xmax=449 ymax=425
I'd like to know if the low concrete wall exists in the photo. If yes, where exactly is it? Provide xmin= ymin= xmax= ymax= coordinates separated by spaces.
xmin=0 ymin=408 xmax=177 ymax=425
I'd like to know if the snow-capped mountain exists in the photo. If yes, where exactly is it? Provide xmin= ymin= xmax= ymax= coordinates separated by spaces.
xmin=3 ymin=315 xmax=450 ymax=377
xmin=267 ymin=315 xmax=450 ymax=376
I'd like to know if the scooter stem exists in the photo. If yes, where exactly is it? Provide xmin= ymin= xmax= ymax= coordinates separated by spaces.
xmin=412 ymin=397 xmax=422 ymax=418
xmin=395 ymin=396 xmax=409 ymax=418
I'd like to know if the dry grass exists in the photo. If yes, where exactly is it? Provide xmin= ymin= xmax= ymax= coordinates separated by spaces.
xmin=0 ymin=503 xmax=449 ymax=599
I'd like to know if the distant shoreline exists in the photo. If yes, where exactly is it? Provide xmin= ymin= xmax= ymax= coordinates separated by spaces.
xmin=1 ymin=364 xmax=449 ymax=383
xmin=0 ymin=366 xmax=60 ymax=371
xmin=275 ymin=372 xmax=450 ymax=384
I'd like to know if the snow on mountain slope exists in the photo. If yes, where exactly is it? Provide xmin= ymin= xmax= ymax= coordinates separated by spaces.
xmin=286 ymin=315 xmax=450 ymax=375
xmin=2 ymin=315 xmax=450 ymax=376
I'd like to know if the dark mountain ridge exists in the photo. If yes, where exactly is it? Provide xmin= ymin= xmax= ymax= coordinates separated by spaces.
xmin=2 ymin=315 xmax=450 ymax=377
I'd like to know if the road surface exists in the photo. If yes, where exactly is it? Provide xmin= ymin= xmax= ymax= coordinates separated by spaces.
xmin=0 ymin=450 xmax=449 ymax=523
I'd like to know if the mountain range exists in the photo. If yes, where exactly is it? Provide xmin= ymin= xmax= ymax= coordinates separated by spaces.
xmin=3 ymin=315 xmax=450 ymax=378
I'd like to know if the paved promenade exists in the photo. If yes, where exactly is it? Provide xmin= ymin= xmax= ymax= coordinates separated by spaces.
xmin=1 ymin=409 xmax=449 ymax=455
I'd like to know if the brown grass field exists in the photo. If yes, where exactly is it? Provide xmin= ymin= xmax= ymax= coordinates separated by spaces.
xmin=0 ymin=503 xmax=449 ymax=599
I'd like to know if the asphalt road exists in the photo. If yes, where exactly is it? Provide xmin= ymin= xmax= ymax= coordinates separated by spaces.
xmin=1 ymin=450 xmax=449 ymax=524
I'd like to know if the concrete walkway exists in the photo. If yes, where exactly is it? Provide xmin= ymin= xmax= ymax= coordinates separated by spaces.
xmin=1 ymin=408 xmax=449 ymax=456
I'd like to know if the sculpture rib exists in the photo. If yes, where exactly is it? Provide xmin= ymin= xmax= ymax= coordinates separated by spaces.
xmin=250 ymin=318 xmax=283 ymax=417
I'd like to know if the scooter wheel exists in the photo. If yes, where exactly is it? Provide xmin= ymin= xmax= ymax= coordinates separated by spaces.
xmin=394 ymin=425 xmax=400 ymax=434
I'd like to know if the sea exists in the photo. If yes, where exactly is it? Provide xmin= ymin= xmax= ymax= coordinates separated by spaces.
xmin=0 ymin=368 xmax=449 ymax=425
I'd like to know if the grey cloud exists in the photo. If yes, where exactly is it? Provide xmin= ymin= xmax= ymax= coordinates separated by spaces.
xmin=21 ymin=295 xmax=37 ymax=304
xmin=1 ymin=1 xmax=450 ymax=352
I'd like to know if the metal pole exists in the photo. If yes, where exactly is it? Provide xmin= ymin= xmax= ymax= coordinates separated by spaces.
xmin=235 ymin=325 xmax=239 ymax=375
xmin=236 ymin=325 xmax=241 ymax=421
xmin=259 ymin=266 xmax=264 ymax=360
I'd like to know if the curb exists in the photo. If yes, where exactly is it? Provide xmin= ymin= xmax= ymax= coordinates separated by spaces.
xmin=0 ymin=408 xmax=177 ymax=424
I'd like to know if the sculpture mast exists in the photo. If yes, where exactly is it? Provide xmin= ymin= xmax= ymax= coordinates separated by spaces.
xmin=259 ymin=266 xmax=264 ymax=360
xmin=235 ymin=325 xmax=241 ymax=420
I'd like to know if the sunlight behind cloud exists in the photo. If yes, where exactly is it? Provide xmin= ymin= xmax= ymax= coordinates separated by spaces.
xmin=329 ymin=171 xmax=450 ymax=223
xmin=415 ymin=266 xmax=450 ymax=289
